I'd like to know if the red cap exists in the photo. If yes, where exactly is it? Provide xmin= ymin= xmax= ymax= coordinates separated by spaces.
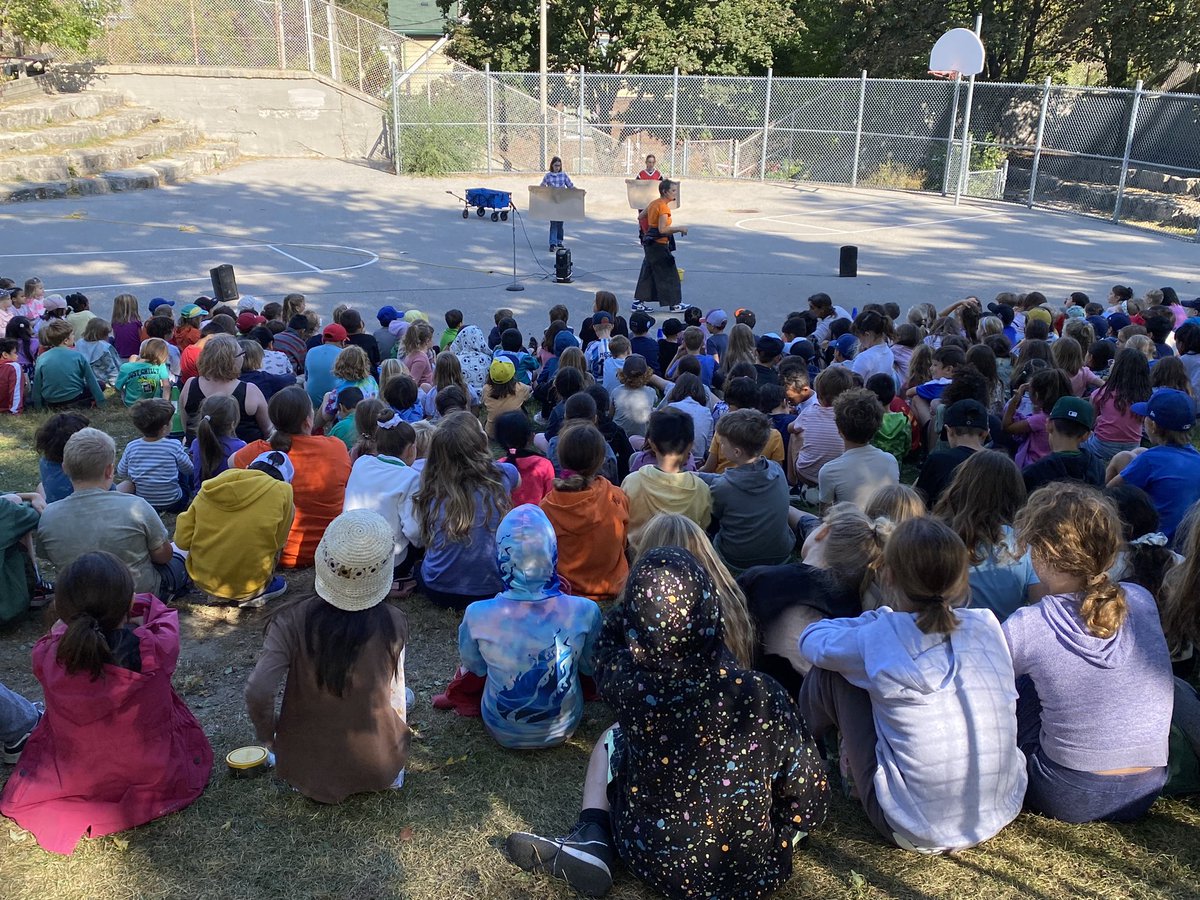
xmin=237 ymin=311 xmax=266 ymax=332
xmin=322 ymin=323 xmax=349 ymax=343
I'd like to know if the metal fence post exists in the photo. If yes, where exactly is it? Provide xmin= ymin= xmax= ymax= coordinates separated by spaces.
xmin=941 ymin=75 xmax=962 ymax=196
xmin=485 ymin=64 xmax=494 ymax=174
xmin=759 ymin=68 xmax=773 ymax=181
xmin=303 ymin=0 xmax=316 ymax=72
xmin=327 ymin=1 xmax=340 ymax=81
xmin=390 ymin=57 xmax=401 ymax=175
xmin=577 ymin=66 xmax=585 ymax=174
xmin=953 ymin=72 xmax=977 ymax=206
xmin=1113 ymin=79 xmax=1143 ymax=224
xmin=1027 ymin=76 xmax=1052 ymax=208
xmin=670 ymin=68 xmax=679 ymax=177
xmin=275 ymin=0 xmax=286 ymax=68
xmin=850 ymin=69 xmax=866 ymax=187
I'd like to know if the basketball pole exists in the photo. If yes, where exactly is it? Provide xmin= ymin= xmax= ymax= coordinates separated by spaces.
xmin=953 ymin=14 xmax=983 ymax=207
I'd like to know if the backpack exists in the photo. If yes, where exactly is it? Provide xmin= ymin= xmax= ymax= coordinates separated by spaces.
xmin=872 ymin=411 xmax=912 ymax=464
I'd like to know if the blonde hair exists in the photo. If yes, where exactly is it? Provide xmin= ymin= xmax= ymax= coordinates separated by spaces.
xmin=378 ymin=358 xmax=411 ymax=395
xmin=904 ymin=343 xmax=934 ymax=390
xmin=1125 ymin=334 xmax=1155 ymax=363
xmin=415 ymin=411 xmax=511 ymax=544
xmin=722 ymin=323 xmax=757 ymax=373
xmin=62 ymin=427 xmax=116 ymax=482
xmin=1052 ymin=336 xmax=1084 ymax=377
xmin=865 ymin=484 xmax=925 ymax=525
xmin=110 ymin=293 xmax=140 ymax=324
xmin=977 ymin=316 xmax=1003 ymax=339
xmin=884 ymin=517 xmax=970 ymax=635
xmin=403 ymin=321 xmax=434 ymax=356
xmin=82 ymin=317 xmax=111 ymax=342
xmin=239 ymin=338 xmax=263 ymax=372
xmin=197 ymin=334 xmax=241 ymax=381
xmin=331 ymin=303 xmax=349 ymax=324
xmin=410 ymin=419 xmax=435 ymax=459
xmin=139 ymin=337 xmax=170 ymax=366
xmin=817 ymin=503 xmax=891 ymax=599
xmin=558 ymin=346 xmax=589 ymax=379
xmin=634 ymin=513 xmax=756 ymax=667
xmin=432 ymin=350 xmax=469 ymax=396
xmin=282 ymin=293 xmax=306 ymax=323
xmin=1063 ymin=319 xmax=1096 ymax=352
xmin=1161 ymin=500 xmax=1200 ymax=658
xmin=333 ymin=345 xmax=370 ymax=381
xmin=1016 ymin=484 xmax=1125 ymax=638
xmin=40 ymin=319 xmax=73 ymax=347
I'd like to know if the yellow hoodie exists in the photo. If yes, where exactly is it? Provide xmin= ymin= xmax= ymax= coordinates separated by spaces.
xmin=620 ymin=465 xmax=712 ymax=546
xmin=174 ymin=469 xmax=295 ymax=600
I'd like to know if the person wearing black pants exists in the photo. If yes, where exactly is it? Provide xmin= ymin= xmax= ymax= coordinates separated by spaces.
xmin=633 ymin=179 xmax=687 ymax=313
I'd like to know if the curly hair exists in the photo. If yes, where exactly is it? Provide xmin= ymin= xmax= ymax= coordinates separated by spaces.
xmin=332 ymin=344 xmax=371 ymax=382
xmin=1017 ymin=484 xmax=1125 ymax=638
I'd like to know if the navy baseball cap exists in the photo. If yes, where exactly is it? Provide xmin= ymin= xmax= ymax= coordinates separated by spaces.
xmin=148 ymin=297 xmax=175 ymax=312
xmin=1132 ymin=388 xmax=1195 ymax=432
xmin=944 ymin=399 xmax=988 ymax=429
xmin=1108 ymin=312 xmax=1131 ymax=332
xmin=832 ymin=334 xmax=858 ymax=358
xmin=1086 ymin=315 xmax=1111 ymax=338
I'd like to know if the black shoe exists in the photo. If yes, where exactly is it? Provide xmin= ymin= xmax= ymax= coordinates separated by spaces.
xmin=506 ymin=820 xmax=614 ymax=896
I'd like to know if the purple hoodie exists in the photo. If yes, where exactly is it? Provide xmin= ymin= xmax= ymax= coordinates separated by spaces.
xmin=1002 ymin=582 xmax=1173 ymax=772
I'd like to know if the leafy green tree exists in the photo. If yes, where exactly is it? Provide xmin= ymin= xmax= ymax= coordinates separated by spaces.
xmin=1 ymin=0 xmax=113 ymax=52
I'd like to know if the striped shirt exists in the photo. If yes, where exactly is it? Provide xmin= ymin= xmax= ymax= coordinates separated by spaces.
xmin=116 ymin=438 xmax=194 ymax=509
xmin=793 ymin=403 xmax=845 ymax=486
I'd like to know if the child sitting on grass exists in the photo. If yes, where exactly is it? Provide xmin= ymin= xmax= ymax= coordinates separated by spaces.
xmin=700 ymin=377 xmax=786 ymax=473
xmin=115 ymin=337 xmax=172 ymax=406
xmin=73 ymin=318 xmax=122 ymax=390
xmin=456 ymin=504 xmax=602 ymax=749
xmin=612 ymin=353 xmax=657 ymax=442
xmin=116 ymin=398 xmax=194 ymax=514
xmin=494 ymin=411 xmax=556 ymax=506
xmin=327 ymin=386 xmax=364 ymax=451
xmin=799 ymin=517 xmax=1026 ymax=853
xmin=343 ymin=403 xmax=422 ymax=591
xmin=191 ymin=395 xmax=245 ymax=487
xmin=866 ymin=373 xmax=913 ymax=465
xmin=620 ymin=407 xmax=711 ymax=544
xmin=1021 ymin=396 xmax=1106 ymax=493
xmin=907 ymin=344 xmax=965 ymax=429
xmin=1005 ymin=485 xmax=1173 ymax=823
xmin=483 ymin=357 xmax=530 ymax=440
xmin=540 ymin=424 xmax=630 ymax=603
xmin=0 ymin=338 xmax=28 ymax=414
xmin=698 ymin=409 xmax=796 ymax=570
xmin=506 ymin=548 xmax=828 ymax=897
xmin=1005 ymin=367 xmax=1072 ymax=469
xmin=1108 ymin=388 xmax=1200 ymax=541
xmin=34 ymin=413 xmax=89 ymax=502
xmin=0 ymin=551 xmax=212 ymax=854
xmin=31 ymin=320 xmax=105 ymax=410
xmin=818 ymin=388 xmax=900 ymax=510
xmin=175 ymin=450 xmax=294 ymax=607
xmin=790 ymin=365 xmax=853 ymax=490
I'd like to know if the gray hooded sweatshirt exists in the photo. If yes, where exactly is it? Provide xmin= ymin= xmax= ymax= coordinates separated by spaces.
xmin=699 ymin=458 xmax=794 ymax=569
xmin=800 ymin=607 xmax=1027 ymax=852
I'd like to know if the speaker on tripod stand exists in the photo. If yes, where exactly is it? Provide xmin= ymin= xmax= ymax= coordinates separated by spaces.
xmin=210 ymin=265 xmax=240 ymax=303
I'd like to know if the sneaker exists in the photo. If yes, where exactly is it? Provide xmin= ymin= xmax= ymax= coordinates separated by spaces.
xmin=3 ymin=702 xmax=44 ymax=765
xmin=239 ymin=575 xmax=287 ymax=609
xmin=506 ymin=821 xmax=614 ymax=896
xmin=668 ymin=303 xmax=689 ymax=313
xmin=630 ymin=301 xmax=652 ymax=312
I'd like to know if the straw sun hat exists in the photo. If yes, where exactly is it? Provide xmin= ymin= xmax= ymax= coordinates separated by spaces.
xmin=314 ymin=510 xmax=395 ymax=612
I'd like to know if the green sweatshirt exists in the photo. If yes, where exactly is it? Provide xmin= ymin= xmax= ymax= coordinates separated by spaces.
xmin=31 ymin=346 xmax=106 ymax=408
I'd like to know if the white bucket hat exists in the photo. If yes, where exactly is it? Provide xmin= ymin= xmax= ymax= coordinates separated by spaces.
xmin=314 ymin=510 xmax=395 ymax=612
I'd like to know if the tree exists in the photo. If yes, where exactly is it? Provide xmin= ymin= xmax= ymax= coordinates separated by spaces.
xmin=438 ymin=0 xmax=800 ymax=75
xmin=0 ymin=0 xmax=113 ymax=53
xmin=1079 ymin=0 xmax=1200 ymax=87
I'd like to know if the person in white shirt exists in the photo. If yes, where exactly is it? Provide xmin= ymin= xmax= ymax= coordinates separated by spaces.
xmin=809 ymin=292 xmax=852 ymax=345
xmin=850 ymin=309 xmax=898 ymax=387
xmin=818 ymin=388 xmax=899 ymax=509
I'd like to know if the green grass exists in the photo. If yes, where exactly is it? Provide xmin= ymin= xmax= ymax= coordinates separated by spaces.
xmin=2 ymin=409 xmax=1200 ymax=899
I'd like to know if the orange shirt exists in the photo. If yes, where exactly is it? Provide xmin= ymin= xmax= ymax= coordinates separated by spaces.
xmin=233 ymin=435 xmax=350 ymax=567
xmin=645 ymin=198 xmax=672 ymax=245
xmin=540 ymin=478 xmax=630 ymax=602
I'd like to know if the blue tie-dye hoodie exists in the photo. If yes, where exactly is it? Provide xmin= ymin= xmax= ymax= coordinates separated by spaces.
xmin=458 ymin=504 xmax=603 ymax=749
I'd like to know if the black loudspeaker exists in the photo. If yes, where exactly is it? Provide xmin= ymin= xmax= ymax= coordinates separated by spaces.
xmin=554 ymin=248 xmax=573 ymax=284
xmin=210 ymin=264 xmax=239 ymax=302
xmin=839 ymin=245 xmax=858 ymax=277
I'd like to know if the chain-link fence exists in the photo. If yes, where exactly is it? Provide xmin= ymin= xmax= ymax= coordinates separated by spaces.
xmin=67 ymin=0 xmax=1200 ymax=238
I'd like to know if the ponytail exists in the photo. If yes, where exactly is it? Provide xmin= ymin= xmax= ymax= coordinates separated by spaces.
xmin=351 ymin=398 xmax=387 ymax=459
xmin=196 ymin=395 xmax=239 ymax=481
xmin=1078 ymin=573 xmax=1127 ymax=639
xmin=265 ymin=386 xmax=311 ymax=455
xmin=914 ymin=597 xmax=959 ymax=636
xmin=56 ymin=614 xmax=116 ymax=680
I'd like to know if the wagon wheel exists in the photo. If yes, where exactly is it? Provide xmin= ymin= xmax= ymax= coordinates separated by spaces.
xmin=500 ymin=210 xmax=509 ymax=221
xmin=476 ymin=206 xmax=486 ymax=217
xmin=462 ymin=208 xmax=469 ymax=219
xmin=491 ymin=211 xmax=500 ymax=222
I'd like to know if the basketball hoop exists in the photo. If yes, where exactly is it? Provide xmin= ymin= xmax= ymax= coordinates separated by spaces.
xmin=929 ymin=28 xmax=985 ymax=78
xmin=928 ymin=70 xmax=961 ymax=80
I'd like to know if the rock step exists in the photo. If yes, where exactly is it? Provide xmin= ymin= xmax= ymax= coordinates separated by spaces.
xmin=0 ymin=142 xmax=241 ymax=203
xmin=0 ymin=91 xmax=126 ymax=132
xmin=0 ymin=123 xmax=201 ymax=182
xmin=0 ymin=107 xmax=162 ymax=154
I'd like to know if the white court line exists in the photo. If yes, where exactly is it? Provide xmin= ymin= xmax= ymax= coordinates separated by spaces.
xmin=45 ymin=243 xmax=380 ymax=293
xmin=267 ymin=245 xmax=321 ymax=272
xmin=0 ymin=243 xmax=263 ymax=259
xmin=823 ymin=208 xmax=1006 ymax=236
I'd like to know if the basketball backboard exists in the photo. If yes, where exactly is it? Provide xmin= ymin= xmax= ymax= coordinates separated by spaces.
xmin=929 ymin=28 xmax=985 ymax=77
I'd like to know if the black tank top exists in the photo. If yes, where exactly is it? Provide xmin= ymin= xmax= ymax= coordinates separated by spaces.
xmin=183 ymin=379 xmax=262 ymax=443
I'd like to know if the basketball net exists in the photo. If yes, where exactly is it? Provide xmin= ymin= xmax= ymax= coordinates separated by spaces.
xmin=928 ymin=70 xmax=961 ymax=80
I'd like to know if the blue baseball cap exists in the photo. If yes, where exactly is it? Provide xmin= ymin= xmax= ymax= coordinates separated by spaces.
xmin=1086 ymin=315 xmax=1111 ymax=338
xmin=148 ymin=297 xmax=174 ymax=312
xmin=1132 ymin=388 xmax=1195 ymax=432
xmin=377 ymin=305 xmax=401 ymax=326
xmin=833 ymin=334 xmax=858 ymax=359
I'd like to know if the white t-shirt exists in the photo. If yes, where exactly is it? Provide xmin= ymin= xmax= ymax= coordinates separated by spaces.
xmin=818 ymin=444 xmax=900 ymax=508
xmin=851 ymin=343 xmax=897 ymax=385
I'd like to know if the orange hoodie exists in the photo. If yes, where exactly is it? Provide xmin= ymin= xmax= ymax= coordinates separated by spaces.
xmin=540 ymin=478 xmax=630 ymax=602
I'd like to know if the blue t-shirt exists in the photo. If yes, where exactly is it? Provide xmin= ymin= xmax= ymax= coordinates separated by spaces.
xmin=39 ymin=458 xmax=73 ymax=504
xmin=967 ymin=527 xmax=1040 ymax=622
xmin=1120 ymin=444 xmax=1200 ymax=541
xmin=706 ymin=332 xmax=728 ymax=360
xmin=420 ymin=462 xmax=519 ymax=596
xmin=915 ymin=377 xmax=951 ymax=401
xmin=630 ymin=335 xmax=659 ymax=372
xmin=303 ymin=344 xmax=342 ymax=408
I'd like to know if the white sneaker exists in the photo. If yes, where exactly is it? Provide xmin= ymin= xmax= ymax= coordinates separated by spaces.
xmin=669 ymin=303 xmax=689 ymax=313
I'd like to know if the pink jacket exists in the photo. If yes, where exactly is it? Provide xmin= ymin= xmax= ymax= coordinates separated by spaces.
xmin=0 ymin=595 xmax=212 ymax=854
